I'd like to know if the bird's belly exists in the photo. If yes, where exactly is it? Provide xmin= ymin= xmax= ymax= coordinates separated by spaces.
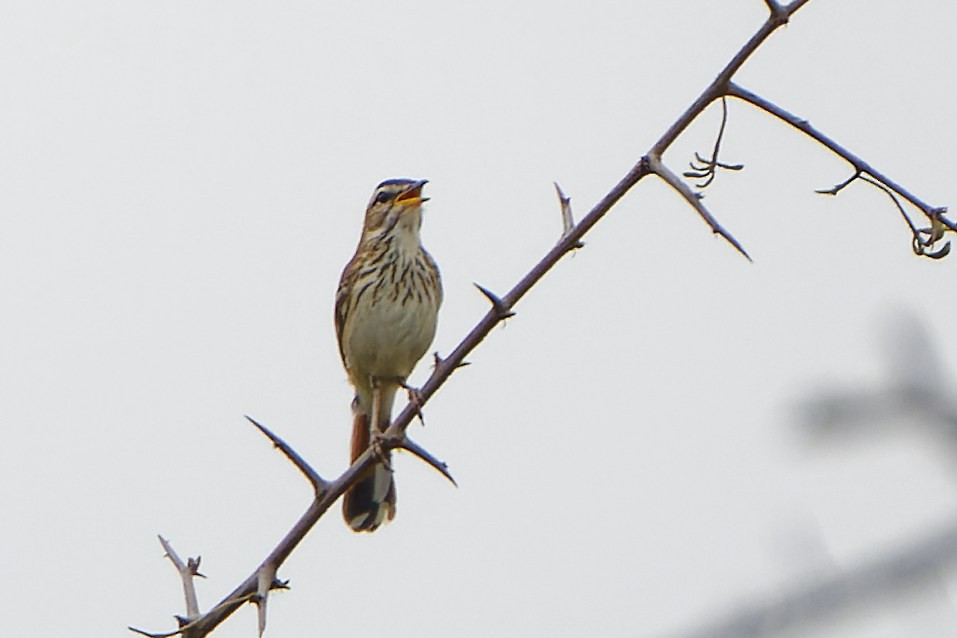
xmin=345 ymin=294 xmax=438 ymax=380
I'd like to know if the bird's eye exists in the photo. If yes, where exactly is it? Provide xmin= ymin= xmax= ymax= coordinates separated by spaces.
xmin=375 ymin=191 xmax=393 ymax=204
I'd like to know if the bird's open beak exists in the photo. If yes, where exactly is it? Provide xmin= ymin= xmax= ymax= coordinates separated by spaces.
xmin=396 ymin=179 xmax=429 ymax=204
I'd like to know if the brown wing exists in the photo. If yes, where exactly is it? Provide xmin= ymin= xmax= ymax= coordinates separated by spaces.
xmin=421 ymin=248 xmax=443 ymax=308
xmin=334 ymin=255 xmax=358 ymax=365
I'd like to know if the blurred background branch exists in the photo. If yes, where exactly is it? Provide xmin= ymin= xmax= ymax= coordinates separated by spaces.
xmin=676 ymin=312 xmax=957 ymax=637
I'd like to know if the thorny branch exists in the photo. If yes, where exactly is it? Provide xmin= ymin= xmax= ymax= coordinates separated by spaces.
xmin=132 ymin=1 xmax=950 ymax=635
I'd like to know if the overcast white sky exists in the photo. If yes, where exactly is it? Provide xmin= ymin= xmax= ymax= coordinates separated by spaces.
xmin=2 ymin=2 xmax=957 ymax=637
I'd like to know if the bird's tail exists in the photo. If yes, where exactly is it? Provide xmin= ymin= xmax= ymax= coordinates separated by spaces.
xmin=342 ymin=401 xmax=396 ymax=532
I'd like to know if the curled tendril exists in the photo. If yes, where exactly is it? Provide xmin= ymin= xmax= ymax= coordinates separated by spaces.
xmin=913 ymin=210 xmax=951 ymax=259
xmin=683 ymin=96 xmax=744 ymax=188
xmin=819 ymin=173 xmax=952 ymax=259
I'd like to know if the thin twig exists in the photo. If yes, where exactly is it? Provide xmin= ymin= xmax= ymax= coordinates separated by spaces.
xmin=726 ymin=82 xmax=952 ymax=237
xmin=815 ymin=170 xmax=860 ymax=197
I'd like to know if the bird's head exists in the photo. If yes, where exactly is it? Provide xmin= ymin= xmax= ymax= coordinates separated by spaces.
xmin=362 ymin=178 xmax=429 ymax=241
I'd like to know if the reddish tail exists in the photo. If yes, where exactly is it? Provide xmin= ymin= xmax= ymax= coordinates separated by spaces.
xmin=342 ymin=410 xmax=396 ymax=532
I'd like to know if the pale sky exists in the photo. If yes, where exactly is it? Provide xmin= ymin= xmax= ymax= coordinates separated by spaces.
xmin=2 ymin=2 xmax=957 ymax=637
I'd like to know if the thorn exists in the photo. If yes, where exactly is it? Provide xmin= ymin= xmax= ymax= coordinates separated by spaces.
xmin=435 ymin=352 xmax=470 ymax=367
xmin=244 ymin=415 xmax=327 ymax=491
xmin=554 ymin=181 xmax=570 ymax=205
xmin=401 ymin=435 xmax=458 ymax=487
xmin=255 ymin=566 xmax=278 ymax=637
xmin=554 ymin=182 xmax=585 ymax=249
xmin=273 ymin=578 xmax=290 ymax=590
xmin=187 ymin=556 xmax=206 ymax=579
xmin=434 ymin=351 xmax=471 ymax=372
xmin=730 ymin=237 xmax=753 ymax=262
xmin=245 ymin=415 xmax=280 ymax=449
xmin=474 ymin=283 xmax=516 ymax=320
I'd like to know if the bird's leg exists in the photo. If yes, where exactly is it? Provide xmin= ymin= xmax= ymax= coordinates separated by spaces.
xmin=397 ymin=377 xmax=426 ymax=426
xmin=368 ymin=376 xmax=393 ymax=471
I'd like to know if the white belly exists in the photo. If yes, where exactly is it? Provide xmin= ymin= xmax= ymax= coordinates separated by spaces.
xmin=344 ymin=289 xmax=439 ymax=381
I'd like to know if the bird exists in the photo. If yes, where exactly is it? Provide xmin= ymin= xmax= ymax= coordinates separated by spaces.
xmin=334 ymin=178 xmax=443 ymax=532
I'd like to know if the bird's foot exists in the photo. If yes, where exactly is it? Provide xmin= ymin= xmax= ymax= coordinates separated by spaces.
xmin=369 ymin=430 xmax=394 ymax=472
xmin=398 ymin=380 xmax=426 ymax=426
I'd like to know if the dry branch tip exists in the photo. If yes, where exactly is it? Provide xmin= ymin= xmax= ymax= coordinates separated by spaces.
xmin=815 ymin=171 xmax=860 ymax=196
xmin=157 ymin=535 xmax=201 ymax=621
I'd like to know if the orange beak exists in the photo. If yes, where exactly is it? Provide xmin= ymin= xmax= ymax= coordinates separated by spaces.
xmin=395 ymin=179 xmax=429 ymax=204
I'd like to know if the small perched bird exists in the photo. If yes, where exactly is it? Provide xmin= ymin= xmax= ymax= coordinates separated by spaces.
xmin=335 ymin=178 xmax=443 ymax=532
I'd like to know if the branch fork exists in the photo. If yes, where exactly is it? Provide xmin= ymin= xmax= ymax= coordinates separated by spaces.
xmin=133 ymin=418 xmax=453 ymax=638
